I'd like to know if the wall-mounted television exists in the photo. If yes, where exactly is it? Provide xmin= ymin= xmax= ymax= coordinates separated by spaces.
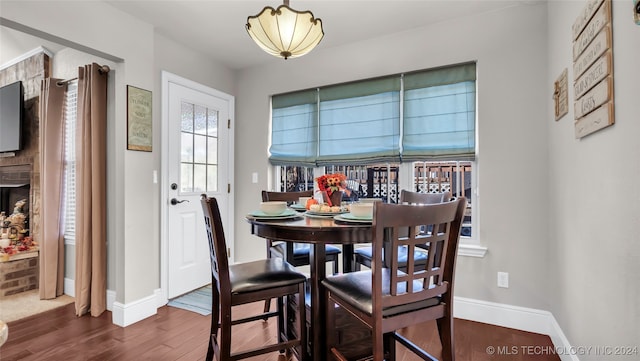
xmin=0 ymin=81 xmax=24 ymax=153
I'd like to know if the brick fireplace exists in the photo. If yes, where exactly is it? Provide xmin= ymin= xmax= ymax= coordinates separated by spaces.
xmin=0 ymin=50 xmax=50 ymax=297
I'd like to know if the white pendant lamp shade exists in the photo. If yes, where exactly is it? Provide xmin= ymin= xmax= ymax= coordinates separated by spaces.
xmin=246 ymin=3 xmax=324 ymax=59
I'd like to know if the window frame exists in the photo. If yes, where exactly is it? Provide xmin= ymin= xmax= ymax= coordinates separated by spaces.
xmin=269 ymin=62 xmax=486 ymax=257
xmin=63 ymin=80 xmax=78 ymax=246
xmin=271 ymin=162 xmax=485 ymax=257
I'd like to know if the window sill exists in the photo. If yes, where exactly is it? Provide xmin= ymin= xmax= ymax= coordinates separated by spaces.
xmin=458 ymin=243 xmax=487 ymax=258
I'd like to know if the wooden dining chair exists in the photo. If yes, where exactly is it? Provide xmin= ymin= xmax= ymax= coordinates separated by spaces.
xmin=262 ymin=190 xmax=342 ymax=315
xmin=353 ymin=190 xmax=452 ymax=271
xmin=323 ymin=197 xmax=466 ymax=361
xmin=200 ymin=195 xmax=308 ymax=361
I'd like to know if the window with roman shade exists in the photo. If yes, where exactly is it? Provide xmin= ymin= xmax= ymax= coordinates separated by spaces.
xmin=270 ymin=89 xmax=318 ymax=167
xmin=269 ymin=62 xmax=476 ymax=165
xmin=402 ymin=63 xmax=476 ymax=161
xmin=270 ymin=62 xmax=483 ymax=255
xmin=317 ymin=76 xmax=400 ymax=165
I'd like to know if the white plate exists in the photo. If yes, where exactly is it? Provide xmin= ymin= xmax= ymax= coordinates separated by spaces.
xmin=305 ymin=210 xmax=347 ymax=217
xmin=304 ymin=212 xmax=337 ymax=219
xmin=289 ymin=204 xmax=307 ymax=211
xmin=246 ymin=213 xmax=301 ymax=221
xmin=334 ymin=213 xmax=373 ymax=223
xmin=247 ymin=209 xmax=297 ymax=218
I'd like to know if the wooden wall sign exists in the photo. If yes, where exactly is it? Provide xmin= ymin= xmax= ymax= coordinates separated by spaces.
xmin=554 ymin=69 xmax=568 ymax=121
xmin=572 ymin=0 xmax=614 ymax=138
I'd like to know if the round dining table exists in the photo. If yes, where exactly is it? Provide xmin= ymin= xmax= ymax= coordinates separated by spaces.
xmin=246 ymin=214 xmax=372 ymax=361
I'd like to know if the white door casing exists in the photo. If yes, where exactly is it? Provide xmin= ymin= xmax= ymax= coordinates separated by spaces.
xmin=161 ymin=71 xmax=234 ymax=301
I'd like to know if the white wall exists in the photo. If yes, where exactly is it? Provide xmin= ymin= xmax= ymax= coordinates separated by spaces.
xmin=1 ymin=0 xmax=155 ymax=306
xmin=4 ymin=0 xmax=638 ymax=347
xmin=235 ymin=3 xmax=552 ymax=310
xmin=547 ymin=1 xmax=640 ymax=358
xmin=0 ymin=27 xmax=62 ymax=63
xmin=1 ymin=0 xmax=235 ymax=322
xmin=2 ymin=1 xmax=148 ymax=303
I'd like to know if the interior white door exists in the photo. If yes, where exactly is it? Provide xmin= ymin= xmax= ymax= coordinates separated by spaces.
xmin=166 ymin=80 xmax=231 ymax=299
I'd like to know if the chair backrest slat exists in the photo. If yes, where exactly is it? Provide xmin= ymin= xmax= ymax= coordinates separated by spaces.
xmin=371 ymin=198 xmax=465 ymax=312
xmin=400 ymin=190 xmax=452 ymax=205
xmin=262 ymin=190 xmax=313 ymax=203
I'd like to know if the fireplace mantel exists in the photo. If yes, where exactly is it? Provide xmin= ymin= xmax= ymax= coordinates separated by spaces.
xmin=0 ymin=164 xmax=31 ymax=185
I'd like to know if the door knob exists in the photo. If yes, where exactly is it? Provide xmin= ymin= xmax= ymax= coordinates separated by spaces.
xmin=170 ymin=198 xmax=189 ymax=205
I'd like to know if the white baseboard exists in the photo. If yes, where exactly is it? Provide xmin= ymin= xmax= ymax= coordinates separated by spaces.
xmin=106 ymin=289 xmax=116 ymax=312
xmin=64 ymin=277 xmax=75 ymax=297
xmin=548 ymin=315 xmax=580 ymax=361
xmin=454 ymin=296 xmax=578 ymax=361
xmin=79 ymin=284 xmax=575 ymax=360
xmin=111 ymin=288 xmax=162 ymax=327
xmin=61 ymin=279 xmax=161 ymax=327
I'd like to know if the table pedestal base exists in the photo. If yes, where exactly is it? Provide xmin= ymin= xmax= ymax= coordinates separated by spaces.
xmin=287 ymin=289 xmax=372 ymax=360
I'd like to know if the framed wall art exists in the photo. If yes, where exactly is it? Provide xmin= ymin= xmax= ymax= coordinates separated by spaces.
xmin=127 ymin=85 xmax=152 ymax=151
xmin=572 ymin=0 xmax=615 ymax=139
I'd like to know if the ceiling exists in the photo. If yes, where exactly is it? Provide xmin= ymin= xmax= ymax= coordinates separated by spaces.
xmin=105 ymin=0 xmax=532 ymax=71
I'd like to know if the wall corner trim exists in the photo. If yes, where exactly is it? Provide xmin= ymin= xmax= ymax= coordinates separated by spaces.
xmin=111 ymin=289 xmax=162 ymax=327
xmin=454 ymin=297 xmax=579 ymax=361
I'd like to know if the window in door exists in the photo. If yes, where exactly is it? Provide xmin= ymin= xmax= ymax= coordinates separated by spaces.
xmin=180 ymin=102 xmax=218 ymax=193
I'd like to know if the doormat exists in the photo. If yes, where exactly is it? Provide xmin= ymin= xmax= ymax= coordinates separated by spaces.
xmin=167 ymin=284 xmax=212 ymax=316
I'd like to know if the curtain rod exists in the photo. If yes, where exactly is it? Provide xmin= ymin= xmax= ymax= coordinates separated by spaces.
xmin=56 ymin=64 xmax=110 ymax=87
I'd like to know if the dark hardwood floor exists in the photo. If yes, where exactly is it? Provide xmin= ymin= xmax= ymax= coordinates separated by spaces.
xmin=1 ymin=301 xmax=560 ymax=361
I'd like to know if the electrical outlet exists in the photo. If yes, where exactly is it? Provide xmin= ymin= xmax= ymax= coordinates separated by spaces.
xmin=497 ymin=272 xmax=509 ymax=288
xmin=252 ymin=172 xmax=259 ymax=183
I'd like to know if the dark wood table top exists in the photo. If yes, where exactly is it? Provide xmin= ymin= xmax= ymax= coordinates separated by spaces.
xmin=246 ymin=214 xmax=372 ymax=245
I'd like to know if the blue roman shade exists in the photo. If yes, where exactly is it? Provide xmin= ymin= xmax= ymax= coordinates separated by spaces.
xmin=269 ymin=62 xmax=476 ymax=166
xmin=270 ymin=89 xmax=318 ymax=166
xmin=317 ymin=76 xmax=400 ymax=165
xmin=402 ymin=63 xmax=476 ymax=161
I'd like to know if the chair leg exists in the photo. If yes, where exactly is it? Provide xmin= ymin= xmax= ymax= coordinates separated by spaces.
xmin=373 ymin=327 xmax=385 ymax=361
xmin=263 ymin=299 xmax=271 ymax=321
xmin=436 ymin=316 xmax=455 ymax=361
xmin=277 ymin=296 xmax=285 ymax=348
xmin=298 ymin=283 xmax=309 ymax=361
xmin=332 ymin=257 xmax=339 ymax=275
xmin=205 ymin=314 xmax=218 ymax=361
xmin=384 ymin=332 xmax=396 ymax=360
xmin=325 ymin=293 xmax=337 ymax=361
xmin=353 ymin=255 xmax=362 ymax=271
xmin=205 ymin=336 xmax=214 ymax=361
xmin=220 ymin=308 xmax=233 ymax=361
xmin=207 ymin=288 xmax=221 ymax=361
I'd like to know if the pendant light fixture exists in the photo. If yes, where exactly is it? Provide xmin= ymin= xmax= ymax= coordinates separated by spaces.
xmin=246 ymin=0 xmax=324 ymax=60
